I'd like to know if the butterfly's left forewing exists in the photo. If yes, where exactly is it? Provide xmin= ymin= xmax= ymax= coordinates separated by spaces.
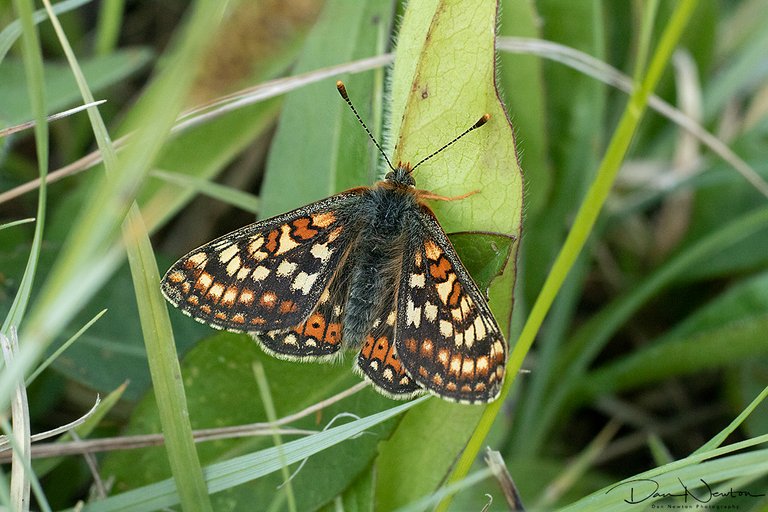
xmin=395 ymin=208 xmax=507 ymax=403
xmin=161 ymin=192 xmax=363 ymax=333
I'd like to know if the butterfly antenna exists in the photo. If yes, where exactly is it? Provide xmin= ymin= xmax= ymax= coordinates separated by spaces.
xmin=336 ymin=81 xmax=397 ymax=172
xmin=410 ymin=113 xmax=490 ymax=172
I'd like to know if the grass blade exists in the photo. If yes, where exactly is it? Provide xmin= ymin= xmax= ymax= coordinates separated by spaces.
xmin=440 ymin=0 xmax=701 ymax=507
xmin=82 ymin=397 xmax=426 ymax=512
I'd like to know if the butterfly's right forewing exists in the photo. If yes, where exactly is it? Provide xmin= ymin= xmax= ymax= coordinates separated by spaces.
xmin=161 ymin=192 xmax=363 ymax=332
xmin=394 ymin=209 xmax=507 ymax=403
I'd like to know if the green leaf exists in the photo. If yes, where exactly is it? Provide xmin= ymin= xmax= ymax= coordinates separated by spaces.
xmin=389 ymin=4 xmax=522 ymax=238
xmin=0 ymin=50 xmax=152 ymax=127
xmin=449 ymin=232 xmax=516 ymax=293
xmin=101 ymin=333 xmax=406 ymax=511
xmin=375 ymin=1 xmax=522 ymax=510
xmin=497 ymin=0 xmax=551 ymax=217
xmin=375 ymin=398 xmax=487 ymax=511
xmin=50 ymin=261 xmax=209 ymax=401
xmin=318 ymin=467 xmax=374 ymax=512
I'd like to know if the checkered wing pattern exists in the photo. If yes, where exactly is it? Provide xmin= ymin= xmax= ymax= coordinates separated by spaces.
xmin=161 ymin=193 xmax=361 ymax=333
xmin=255 ymin=255 xmax=354 ymax=359
xmin=395 ymin=210 xmax=507 ymax=403
xmin=356 ymin=309 xmax=423 ymax=399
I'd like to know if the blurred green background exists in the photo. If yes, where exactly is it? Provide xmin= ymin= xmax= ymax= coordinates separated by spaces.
xmin=1 ymin=0 xmax=768 ymax=510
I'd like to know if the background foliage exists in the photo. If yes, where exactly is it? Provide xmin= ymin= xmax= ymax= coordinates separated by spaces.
xmin=1 ymin=0 xmax=768 ymax=510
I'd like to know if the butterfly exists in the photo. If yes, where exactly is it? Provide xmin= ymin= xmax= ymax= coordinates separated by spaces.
xmin=161 ymin=82 xmax=508 ymax=403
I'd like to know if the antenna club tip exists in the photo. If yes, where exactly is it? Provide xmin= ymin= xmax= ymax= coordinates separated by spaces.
xmin=336 ymin=81 xmax=348 ymax=96
xmin=475 ymin=113 xmax=491 ymax=128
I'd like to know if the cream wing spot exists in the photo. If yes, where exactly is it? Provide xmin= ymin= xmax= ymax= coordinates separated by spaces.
xmin=236 ymin=267 xmax=251 ymax=280
xmin=252 ymin=266 xmax=270 ymax=281
xmin=222 ymin=287 xmax=238 ymax=306
xmin=424 ymin=240 xmax=441 ymax=260
xmin=167 ymin=270 xmax=185 ymax=283
xmin=409 ymin=273 xmax=425 ymax=288
xmin=406 ymin=299 xmax=421 ymax=328
xmin=461 ymin=359 xmax=475 ymax=377
xmin=196 ymin=272 xmax=213 ymax=292
xmin=460 ymin=296 xmax=472 ymax=315
xmin=218 ymin=244 xmax=239 ymax=263
xmin=449 ymin=356 xmax=462 ymax=376
xmin=260 ymin=292 xmax=277 ymax=306
xmin=207 ymin=283 xmax=224 ymax=300
xmin=473 ymin=316 xmax=487 ymax=340
xmin=310 ymin=242 xmax=334 ymax=262
xmin=463 ymin=325 xmax=476 ymax=348
xmin=435 ymin=274 xmax=456 ymax=305
xmin=291 ymin=272 xmax=318 ymax=295
xmin=492 ymin=340 xmax=505 ymax=359
xmin=424 ymin=302 xmax=438 ymax=322
xmin=248 ymin=237 xmax=266 ymax=261
xmin=311 ymin=211 xmax=336 ymax=228
xmin=225 ymin=255 xmax=242 ymax=277
xmin=187 ymin=252 xmax=208 ymax=267
xmin=239 ymin=289 xmax=255 ymax=305
xmin=439 ymin=320 xmax=453 ymax=338
xmin=276 ymin=260 xmax=297 ymax=277
xmin=275 ymin=224 xmax=300 ymax=255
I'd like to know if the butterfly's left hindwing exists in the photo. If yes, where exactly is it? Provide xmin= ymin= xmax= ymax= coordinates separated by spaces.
xmin=254 ymin=248 xmax=356 ymax=360
xmin=161 ymin=192 xmax=362 ymax=333
xmin=395 ymin=208 xmax=507 ymax=403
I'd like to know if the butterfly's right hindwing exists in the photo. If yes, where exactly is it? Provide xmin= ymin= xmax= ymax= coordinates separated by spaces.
xmin=394 ymin=208 xmax=507 ymax=403
xmin=161 ymin=192 xmax=363 ymax=332
xmin=355 ymin=307 xmax=424 ymax=399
